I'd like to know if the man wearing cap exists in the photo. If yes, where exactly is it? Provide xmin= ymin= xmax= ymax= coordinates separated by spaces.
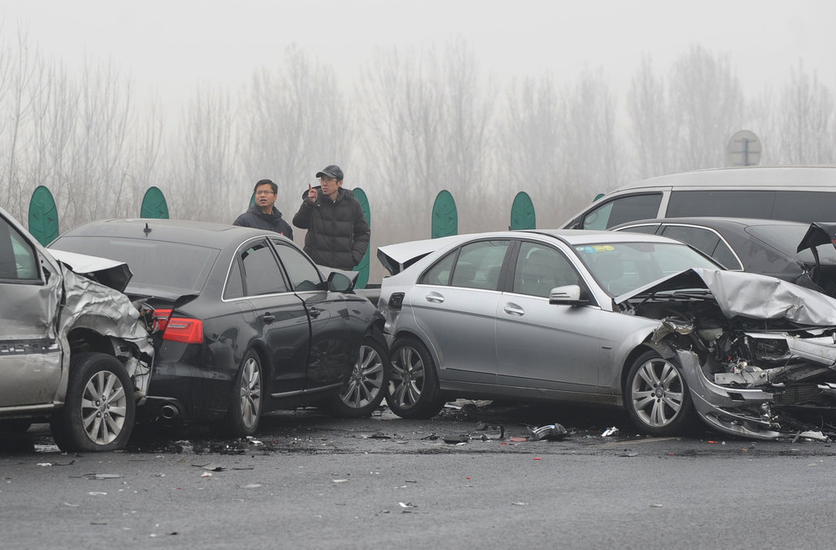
xmin=233 ymin=179 xmax=294 ymax=238
xmin=292 ymin=164 xmax=370 ymax=270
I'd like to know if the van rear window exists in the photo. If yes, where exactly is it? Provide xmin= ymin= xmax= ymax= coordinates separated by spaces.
xmin=668 ymin=190 xmax=836 ymax=223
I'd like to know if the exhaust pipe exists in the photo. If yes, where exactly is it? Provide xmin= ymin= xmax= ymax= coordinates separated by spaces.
xmin=159 ymin=404 xmax=180 ymax=421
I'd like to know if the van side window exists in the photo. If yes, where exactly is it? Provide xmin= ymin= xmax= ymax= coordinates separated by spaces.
xmin=581 ymin=193 xmax=662 ymax=229
xmin=667 ymin=191 xmax=775 ymax=219
xmin=773 ymin=191 xmax=836 ymax=223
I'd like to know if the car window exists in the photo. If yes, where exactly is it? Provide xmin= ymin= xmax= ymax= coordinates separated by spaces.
xmin=223 ymin=259 xmax=245 ymax=299
xmin=449 ymin=240 xmax=509 ymax=290
xmin=615 ymin=224 xmax=659 ymax=235
xmin=576 ymin=241 xmax=719 ymax=296
xmin=581 ymin=193 xmax=662 ymax=230
xmin=659 ymin=225 xmax=743 ymax=271
xmin=240 ymin=240 xmax=288 ymax=296
xmin=667 ymin=190 xmax=775 ymax=219
xmin=747 ymin=224 xmax=836 ymax=266
xmin=420 ymin=251 xmax=457 ymax=286
xmin=773 ymin=191 xmax=836 ymax=223
xmin=513 ymin=242 xmax=580 ymax=298
xmin=270 ymin=239 xmax=322 ymax=292
xmin=0 ymin=217 xmax=39 ymax=281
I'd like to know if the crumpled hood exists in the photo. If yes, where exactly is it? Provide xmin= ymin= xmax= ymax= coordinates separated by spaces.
xmin=377 ymin=235 xmax=467 ymax=275
xmin=616 ymin=267 xmax=836 ymax=326
xmin=49 ymin=249 xmax=133 ymax=293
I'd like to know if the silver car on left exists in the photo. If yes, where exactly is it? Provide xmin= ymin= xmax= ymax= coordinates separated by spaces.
xmin=0 ymin=206 xmax=154 ymax=451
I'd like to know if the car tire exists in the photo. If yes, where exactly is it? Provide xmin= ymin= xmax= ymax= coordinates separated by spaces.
xmin=222 ymin=350 xmax=263 ymax=437
xmin=326 ymin=334 xmax=390 ymax=418
xmin=386 ymin=336 xmax=444 ymax=419
xmin=50 ymin=352 xmax=136 ymax=452
xmin=624 ymin=350 xmax=695 ymax=437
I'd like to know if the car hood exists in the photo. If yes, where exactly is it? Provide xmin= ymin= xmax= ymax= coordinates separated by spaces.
xmin=615 ymin=267 xmax=836 ymax=326
xmin=49 ymin=249 xmax=133 ymax=293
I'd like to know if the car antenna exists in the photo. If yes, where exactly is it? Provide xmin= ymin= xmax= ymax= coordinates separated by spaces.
xmin=144 ymin=222 xmax=152 ymax=235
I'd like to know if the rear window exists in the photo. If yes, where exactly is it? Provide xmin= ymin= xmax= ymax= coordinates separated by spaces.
xmin=747 ymin=225 xmax=836 ymax=266
xmin=51 ymin=236 xmax=218 ymax=294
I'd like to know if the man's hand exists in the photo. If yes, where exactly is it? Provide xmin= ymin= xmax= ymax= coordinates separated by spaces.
xmin=307 ymin=183 xmax=318 ymax=203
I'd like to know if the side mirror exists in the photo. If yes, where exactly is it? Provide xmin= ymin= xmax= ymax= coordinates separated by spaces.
xmin=549 ymin=285 xmax=587 ymax=306
xmin=327 ymin=270 xmax=357 ymax=293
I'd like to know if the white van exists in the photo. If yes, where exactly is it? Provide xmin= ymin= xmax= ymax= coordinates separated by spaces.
xmin=561 ymin=165 xmax=836 ymax=229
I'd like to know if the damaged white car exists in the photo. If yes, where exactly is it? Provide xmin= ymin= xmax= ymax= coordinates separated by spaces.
xmin=0 ymin=207 xmax=153 ymax=451
xmin=376 ymin=229 xmax=836 ymax=441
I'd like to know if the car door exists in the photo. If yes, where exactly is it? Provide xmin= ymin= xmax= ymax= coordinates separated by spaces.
xmin=412 ymin=239 xmax=510 ymax=387
xmin=238 ymin=238 xmax=311 ymax=395
xmin=495 ymin=241 xmax=607 ymax=393
xmin=270 ymin=238 xmax=357 ymax=391
xmin=0 ymin=213 xmax=63 ymax=408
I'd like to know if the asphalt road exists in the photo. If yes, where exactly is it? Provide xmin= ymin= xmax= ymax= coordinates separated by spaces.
xmin=2 ymin=403 xmax=835 ymax=550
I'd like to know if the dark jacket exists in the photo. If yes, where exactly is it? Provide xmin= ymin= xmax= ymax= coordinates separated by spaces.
xmin=233 ymin=204 xmax=294 ymax=239
xmin=292 ymin=187 xmax=370 ymax=270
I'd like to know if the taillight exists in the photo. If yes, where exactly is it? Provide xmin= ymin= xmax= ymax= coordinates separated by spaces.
xmin=163 ymin=318 xmax=204 ymax=344
xmin=153 ymin=309 xmax=173 ymax=332
xmin=154 ymin=308 xmax=204 ymax=344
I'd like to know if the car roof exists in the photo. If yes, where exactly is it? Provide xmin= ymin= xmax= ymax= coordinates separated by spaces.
xmin=56 ymin=218 xmax=286 ymax=248
xmin=610 ymin=165 xmax=836 ymax=193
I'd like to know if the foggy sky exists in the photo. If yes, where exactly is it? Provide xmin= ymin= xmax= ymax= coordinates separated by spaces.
xmin=3 ymin=0 xmax=835 ymax=119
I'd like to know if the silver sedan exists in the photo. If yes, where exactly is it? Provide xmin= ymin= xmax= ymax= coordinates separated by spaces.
xmin=377 ymin=229 xmax=836 ymax=440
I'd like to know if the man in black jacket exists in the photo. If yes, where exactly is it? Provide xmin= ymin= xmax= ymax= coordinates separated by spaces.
xmin=233 ymin=179 xmax=293 ymax=239
xmin=292 ymin=165 xmax=370 ymax=270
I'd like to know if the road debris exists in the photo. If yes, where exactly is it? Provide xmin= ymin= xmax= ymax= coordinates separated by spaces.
xmin=528 ymin=424 xmax=568 ymax=441
xmin=601 ymin=427 xmax=619 ymax=437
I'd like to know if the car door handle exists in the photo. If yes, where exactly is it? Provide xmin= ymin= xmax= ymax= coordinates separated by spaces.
xmin=309 ymin=307 xmax=322 ymax=318
xmin=425 ymin=292 xmax=445 ymax=303
xmin=262 ymin=312 xmax=275 ymax=324
xmin=503 ymin=303 xmax=525 ymax=316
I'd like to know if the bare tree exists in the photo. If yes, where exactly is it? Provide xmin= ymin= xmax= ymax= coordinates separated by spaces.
xmin=561 ymin=68 xmax=624 ymax=217
xmin=627 ymin=55 xmax=672 ymax=179
xmin=775 ymin=61 xmax=835 ymax=164
xmin=167 ymin=86 xmax=238 ymax=223
xmin=238 ymin=45 xmax=352 ymax=218
xmin=668 ymin=44 xmax=744 ymax=171
xmin=499 ymin=75 xmax=565 ymax=224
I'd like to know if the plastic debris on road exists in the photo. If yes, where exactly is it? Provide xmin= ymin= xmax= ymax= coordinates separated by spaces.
xmin=528 ymin=424 xmax=568 ymax=441
xmin=601 ymin=427 xmax=619 ymax=437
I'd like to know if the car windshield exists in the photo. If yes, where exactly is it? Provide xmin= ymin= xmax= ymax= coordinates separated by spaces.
xmin=746 ymin=225 xmax=836 ymax=266
xmin=51 ymin=236 xmax=218 ymax=295
xmin=574 ymin=241 xmax=720 ymax=296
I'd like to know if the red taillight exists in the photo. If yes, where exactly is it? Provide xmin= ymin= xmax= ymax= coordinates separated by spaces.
xmin=163 ymin=318 xmax=204 ymax=344
xmin=154 ymin=308 xmax=203 ymax=344
xmin=153 ymin=308 xmax=173 ymax=332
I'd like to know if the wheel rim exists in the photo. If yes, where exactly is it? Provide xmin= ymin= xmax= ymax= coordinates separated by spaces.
xmin=339 ymin=343 xmax=384 ymax=409
xmin=388 ymin=345 xmax=425 ymax=410
xmin=630 ymin=357 xmax=684 ymax=428
xmin=80 ymin=370 xmax=128 ymax=446
xmin=239 ymin=357 xmax=262 ymax=430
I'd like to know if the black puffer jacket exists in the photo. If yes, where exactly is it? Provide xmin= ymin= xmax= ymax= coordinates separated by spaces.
xmin=292 ymin=187 xmax=370 ymax=269
xmin=232 ymin=204 xmax=294 ymax=239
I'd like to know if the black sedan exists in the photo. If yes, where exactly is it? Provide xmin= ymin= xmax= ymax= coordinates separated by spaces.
xmin=49 ymin=219 xmax=387 ymax=436
xmin=611 ymin=217 xmax=836 ymax=297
